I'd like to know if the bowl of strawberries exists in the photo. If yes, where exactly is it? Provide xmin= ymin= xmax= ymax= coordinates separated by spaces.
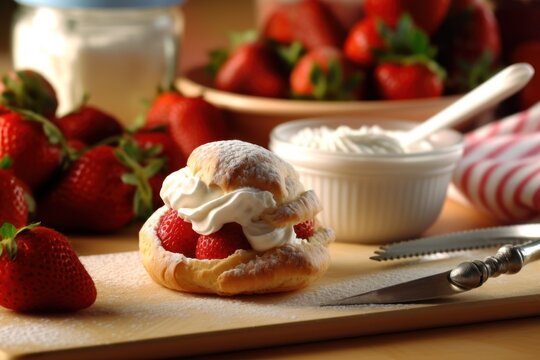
xmin=178 ymin=0 xmax=501 ymax=146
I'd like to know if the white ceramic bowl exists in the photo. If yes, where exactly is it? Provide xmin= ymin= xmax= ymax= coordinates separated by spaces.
xmin=177 ymin=67 xmax=460 ymax=147
xmin=269 ymin=117 xmax=464 ymax=244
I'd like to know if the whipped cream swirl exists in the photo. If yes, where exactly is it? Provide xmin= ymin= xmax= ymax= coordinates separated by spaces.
xmin=160 ymin=167 xmax=295 ymax=252
xmin=290 ymin=125 xmax=432 ymax=154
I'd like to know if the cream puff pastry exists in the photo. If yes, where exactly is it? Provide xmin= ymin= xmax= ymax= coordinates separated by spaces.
xmin=139 ymin=140 xmax=334 ymax=295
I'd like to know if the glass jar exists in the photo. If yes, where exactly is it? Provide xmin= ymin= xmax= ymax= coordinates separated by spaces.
xmin=11 ymin=0 xmax=184 ymax=128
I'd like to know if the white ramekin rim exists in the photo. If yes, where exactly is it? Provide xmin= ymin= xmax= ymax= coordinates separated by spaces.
xmin=269 ymin=117 xmax=464 ymax=165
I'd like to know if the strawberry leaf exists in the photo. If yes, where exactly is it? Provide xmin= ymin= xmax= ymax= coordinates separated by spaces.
xmin=114 ymin=149 xmax=131 ymax=168
xmin=0 ymin=155 xmax=12 ymax=169
xmin=310 ymin=64 xmax=327 ymax=100
xmin=304 ymin=60 xmax=361 ymax=101
xmin=450 ymin=51 xmax=497 ymax=92
xmin=229 ymin=30 xmax=259 ymax=49
xmin=276 ymin=41 xmax=305 ymax=69
xmin=143 ymin=158 xmax=166 ymax=178
xmin=0 ymin=223 xmax=17 ymax=239
xmin=133 ymin=191 xmax=144 ymax=220
xmin=326 ymin=59 xmax=343 ymax=93
xmin=205 ymin=48 xmax=230 ymax=77
xmin=375 ymin=13 xmax=437 ymax=61
xmin=11 ymin=108 xmax=74 ymax=167
xmin=121 ymin=173 xmax=139 ymax=186
xmin=129 ymin=113 xmax=146 ymax=133
xmin=0 ymin=222 xmax=39 ymax=260
xmin=115 ymin=138 xmax=165 ymax=220
xmin=0 ymin=76 xmax=20 ymax=107
xmin=123 ymin=138 xmax=142 ymax=160
xmin=143 ymin=144 xmax=163 ymax=158
xmin=24 ymin=191 xmax=36 ymax=214
xmin=0 ymin=71 xmax=57 ymax=117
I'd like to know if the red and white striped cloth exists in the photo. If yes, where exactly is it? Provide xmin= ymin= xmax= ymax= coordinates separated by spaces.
xmin=453 ymin=102 xmax=540 ymax=222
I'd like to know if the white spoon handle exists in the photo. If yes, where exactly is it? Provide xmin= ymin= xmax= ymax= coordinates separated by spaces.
xmin=400 ymin=63 xmax=535 ymax=148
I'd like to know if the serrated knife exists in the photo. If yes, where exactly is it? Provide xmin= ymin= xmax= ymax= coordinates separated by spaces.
xmin=370 ymin=224 xmax=540 ymax=261
xmin=323 ymin=239 xmax=540 ymax=305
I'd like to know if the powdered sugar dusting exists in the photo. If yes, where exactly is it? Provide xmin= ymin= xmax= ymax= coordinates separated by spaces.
xmin=187 ymin=140 xmax=304 ymax=202
xmin=0 ymin=248 xmax=497 ymax=356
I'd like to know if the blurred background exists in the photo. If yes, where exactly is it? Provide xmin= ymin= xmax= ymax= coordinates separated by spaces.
xmin=0 ymin=0 xmax=539 ymax=122
xmin=0 ymin=0 xmax=256 ymax=73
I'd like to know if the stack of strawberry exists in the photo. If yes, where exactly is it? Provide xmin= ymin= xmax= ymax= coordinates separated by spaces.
xmin=0 ymin=70 xmax=228 ymax=313
xmin=0 ymin=69 xmax=228 ymax=233
xmin=208 ymin=0 xmax=500 ymax=101
xmin=157 ymin=208 xmax=315 ymax=260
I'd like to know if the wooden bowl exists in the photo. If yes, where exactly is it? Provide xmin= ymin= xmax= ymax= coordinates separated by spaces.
xmin=177 ymin=67 xmax=460 ymax=147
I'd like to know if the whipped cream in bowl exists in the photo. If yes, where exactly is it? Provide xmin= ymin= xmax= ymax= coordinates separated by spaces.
xmin=269 ymin=117 xmax=464 ymax=244
xmin=160 ymin=167 xmax=295 ymax=252
xmin=290 ymin=125 xmax=434 ymax=155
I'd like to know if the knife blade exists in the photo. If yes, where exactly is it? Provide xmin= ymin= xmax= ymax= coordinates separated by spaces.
xmin=323 ymin=240 xmax=540 ymax=306
xmin=370 ymin=223 xmax=540 ymax=261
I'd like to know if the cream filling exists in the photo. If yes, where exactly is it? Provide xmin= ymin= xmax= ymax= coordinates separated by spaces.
xmin=160 ymin=167 xmax=295 ymax=252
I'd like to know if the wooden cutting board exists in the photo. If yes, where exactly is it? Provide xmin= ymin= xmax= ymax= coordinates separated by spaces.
xmin=1 ymin=239 xmax=540 ymax=359
xmin=2 ymin=199 xmax=539 ymax=359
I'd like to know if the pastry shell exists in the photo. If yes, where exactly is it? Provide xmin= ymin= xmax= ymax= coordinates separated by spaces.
xmin=139 ymin=206 xmax=334 ymax=295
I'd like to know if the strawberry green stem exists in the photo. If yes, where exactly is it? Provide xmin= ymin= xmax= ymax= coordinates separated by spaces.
xmin=114 ymin=137 xmax=165 ymax=220
xmin=0 ymin=222 xmax=39 ymax=260
xmin=0 ymin=155 xmax=12 ymax=169
xmin=374 ymin=13 xmax=445 ymax=80
xmin=9 ymin=107 xmax=78 ymax=165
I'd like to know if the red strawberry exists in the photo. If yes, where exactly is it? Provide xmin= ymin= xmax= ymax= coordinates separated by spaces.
xmin=434 ymin=0 xmax=500 ymax=92
xmin=56 ymin=105 xmax=123 ymax=145
xmin=0 ymin=156 xmax=30 ymax=228
xmin=262 ymin=0 xmax=345 ymax=50
xmin=0 ymin=110 xmax=64 ymax=190
xmin=358 ymin=14 xmax=445 ymax=100
xmin=262 ymin=3 xmax=296 ymax=45
xmin=374 ymin=62 xmax=444 ymax=100
xmin=343 ymin=17 xmax=386 ymax=67
xmin=145 ymin=91 xmax=184 ymax=130
xmin=195 ymin=222 xmax=251 ymax=260
xmin=133 ymin=130 xmax=186 ymax=172
xmin=168 ymin=97 xmax=228 ymax=159
xmin=0 ymin=223 xmax=96 ymax=313
xmin=364 ymin=0 xmax=450 ymax=35
xmin=442 ymin=0 xmax=500 ymax=62
xmin=293 ymin=0 xmax=346 ymax=50
xmin=38 ymin=139 xmax=165 ymax=232
xmin=0 ymin=70 xmax=58 ymax=118
xmin=293 ymin=219 xmax=315 ymax=239
xmin=215 ymin=42 xmax=288 ymax=98
xmin=290 ymin=46 xmax=363 ymax=100
xmin=38 ymin=145 xmax=135 ymax=232
xmin=157 ymin=208 xmax=199 ymax=257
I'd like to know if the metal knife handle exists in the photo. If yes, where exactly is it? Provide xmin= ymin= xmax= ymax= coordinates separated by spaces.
xmin=449 ymin=239 xmax=540 ymax=290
